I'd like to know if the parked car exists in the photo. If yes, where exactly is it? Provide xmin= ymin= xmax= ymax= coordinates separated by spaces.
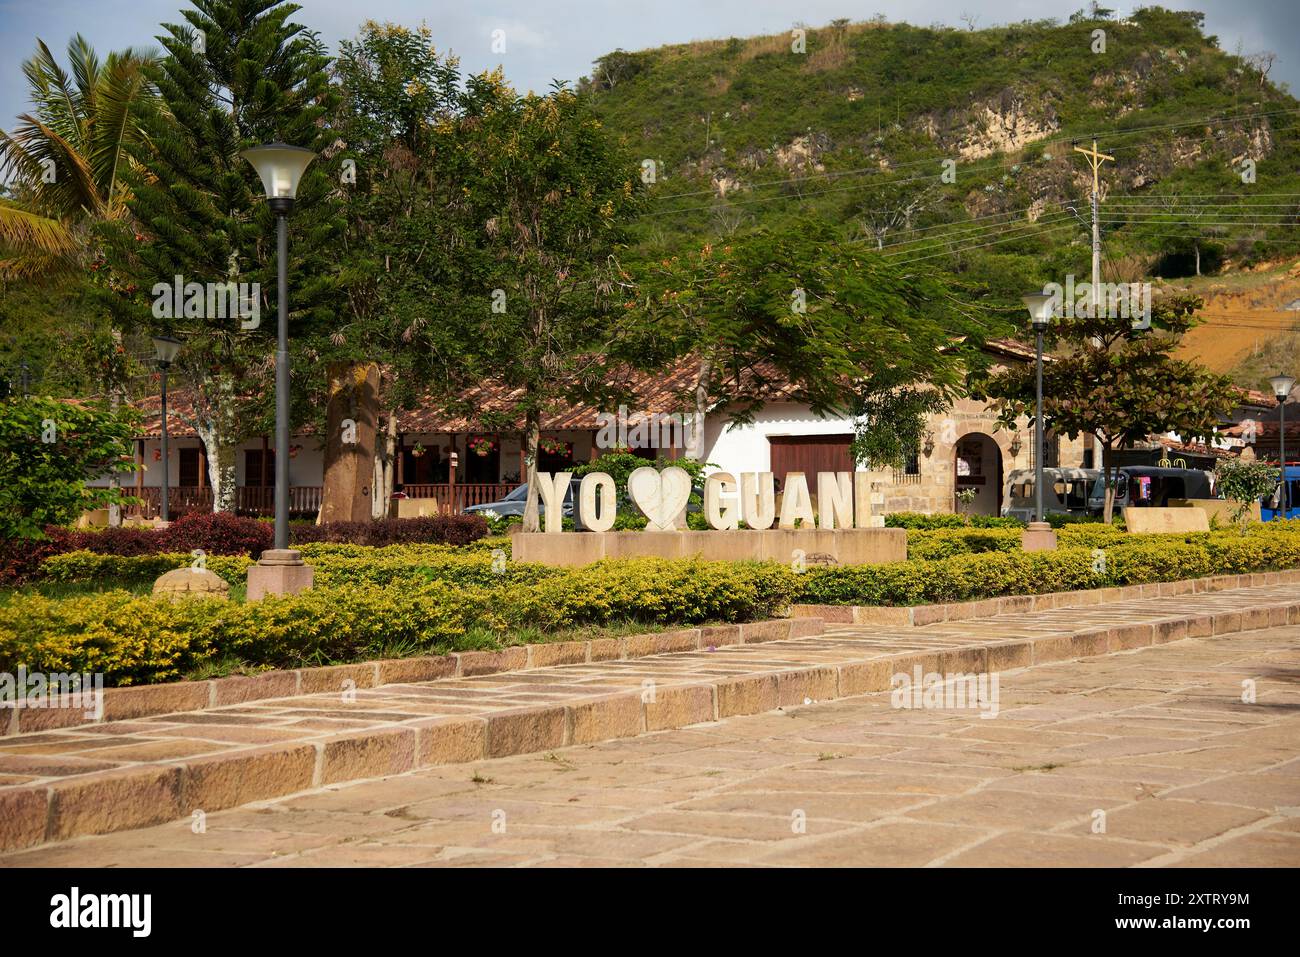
xmin=1085 ymin=466 xmax=1215 ymax=514
xmin=465 ymin=474 xmax=704 ymax=527
xmin=1002 ymin=467 xmax=1099 ymax=522
xmin=464 ymin=479 xmax=576 ymax=519
xmin=1260 ymin=464 xmax=1300 ymax=521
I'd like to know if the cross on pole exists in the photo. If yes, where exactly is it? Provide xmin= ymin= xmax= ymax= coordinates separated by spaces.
xmin=1073 ymin=138 xmax=1115 ymax=472
xmin=1072 ymin=138 xmax=1115 ymax=198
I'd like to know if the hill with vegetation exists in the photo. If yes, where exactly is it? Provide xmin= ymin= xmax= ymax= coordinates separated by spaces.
xmin=583 ymin=7 xmax=1299 ymax=312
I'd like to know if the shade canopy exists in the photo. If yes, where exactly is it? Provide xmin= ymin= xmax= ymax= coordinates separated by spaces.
xmin=240 ymin=142 xmax=317 ymax=201
xmin=1021 ymin=290 xmax=1056 ymax=330
xmin=151 ymin=335 xmax=183 ymax=366
xmin=1270 ymin=374 xmax=1296 ymax=402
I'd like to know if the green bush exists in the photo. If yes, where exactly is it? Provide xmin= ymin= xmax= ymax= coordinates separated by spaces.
xmin=796 ymin=549 xmax=1101 ymax=605
xmin=906 ymin=528 xmax=1022 ymax=560
xmin=491 ymin=559 xmax=795 ymax=631
xmin=39 ymin=551 xmax=254 ymax=586
xmin=796 ymin=526 xmax=1300 ymax=606
xmin=1 ymin=557 xmax=796 ymax=685
xmin=885 ymin=512 xmax=1024 ymax=530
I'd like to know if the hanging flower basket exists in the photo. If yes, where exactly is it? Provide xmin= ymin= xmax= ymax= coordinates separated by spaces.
xmin=410 ymin=442 xmax=426 ymax=459
xmin=468 ymin=436 xmax=498 ymax=457
xmin=537 ymin=437 xmax=572 ymax=457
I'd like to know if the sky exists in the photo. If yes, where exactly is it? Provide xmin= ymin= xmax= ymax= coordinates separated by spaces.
xmin=1 ymin=0 xmax=1297 ymax=137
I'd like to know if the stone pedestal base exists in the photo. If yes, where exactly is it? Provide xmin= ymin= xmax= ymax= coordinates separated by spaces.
xmin=512 ymin=528 xmax=907 ymax=567
xmin=1021 ymin=522 xmax=1058 ymax=552
xmin=246 ymin=549 xmax=314 ymax=601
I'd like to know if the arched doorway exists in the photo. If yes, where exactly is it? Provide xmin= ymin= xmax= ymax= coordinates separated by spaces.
xmin=953 ymin=432 xmax=1003 ymax=516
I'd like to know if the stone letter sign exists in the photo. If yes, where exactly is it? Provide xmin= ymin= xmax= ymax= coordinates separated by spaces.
xmin=536 ymin=468 xmax=883 ymax=532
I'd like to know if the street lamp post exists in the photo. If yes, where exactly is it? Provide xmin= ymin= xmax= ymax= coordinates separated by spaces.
xmin=151 ymin=336 xmax=182 ymax=523
xmin=1270 ymin=374 xmax=1295 ymax=520
xmin=1020 ymin=291 xmax=1058 ymax=552
xmin=241 ymin=142 xmax=317 ymax=598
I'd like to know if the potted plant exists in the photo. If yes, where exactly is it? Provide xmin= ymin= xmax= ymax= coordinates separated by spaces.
xmin=468 ymin=436 xmax=498 ymax=457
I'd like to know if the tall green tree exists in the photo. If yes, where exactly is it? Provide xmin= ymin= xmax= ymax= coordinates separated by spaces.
xmin=416 ymin=73 xmax=645 ymax=531
xmin=638 ymin=224 xmax=1004 ymax=468
xmin=327 ymin=21 xmax=461 ymax=514
xmin=975 ymin=294 xmax=1237 ymax=522
xmin=100 ymin=0 xmax=338 ymax=511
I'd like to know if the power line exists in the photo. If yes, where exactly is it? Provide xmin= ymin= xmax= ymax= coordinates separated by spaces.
xmin=883 ymin=220 xmax=1082 ymax=267
xmin=877 ymin=214 xmax=1078 ymax=258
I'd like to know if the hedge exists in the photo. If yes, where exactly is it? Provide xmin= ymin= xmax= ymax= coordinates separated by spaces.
xmin=0 ymin=514 xmax=493 ymax=586
xmin=796 ymin=531 xmax=1300 ymax=606
xmin=290 ymin=514 xmax=488 ymax=547
xmin=0 ymin=558 xmax=795 ymax=685
xmin=0 ymin=512 xmax=270 ymax=585
xmin=10 ymin=527 xmax=1300 ymax=687
xmin=885 ymin=512 xmax=1025 ymax=530
xmin=39 ymin=551 xmax=255 ymax=586
xmin=37 ymin=541 xmax=518 ymax=589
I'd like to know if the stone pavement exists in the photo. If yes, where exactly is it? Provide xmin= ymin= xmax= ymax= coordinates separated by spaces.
xmin=1 ymin=588 xmax=1299 ymax=866
xmin=2 ymin=624 xmax=1296 ymax=867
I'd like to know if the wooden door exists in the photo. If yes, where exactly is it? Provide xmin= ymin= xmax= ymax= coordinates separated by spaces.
xmin=768 ymin=434 xmax=855 ymax=486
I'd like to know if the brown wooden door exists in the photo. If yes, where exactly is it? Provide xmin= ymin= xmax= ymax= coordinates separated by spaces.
xmin=768 ymin=434 xmax=855 ymax=486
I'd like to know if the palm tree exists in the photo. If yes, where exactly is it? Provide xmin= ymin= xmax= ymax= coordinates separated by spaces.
xmin=0 ymin=35 xmax=156 ymax=278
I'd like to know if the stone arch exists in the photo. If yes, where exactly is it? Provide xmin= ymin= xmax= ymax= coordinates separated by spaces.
xmin=953 ymin=430 xmax=1005 ymax=516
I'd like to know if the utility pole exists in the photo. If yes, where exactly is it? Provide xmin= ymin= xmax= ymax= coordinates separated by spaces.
xmin=1073 ymin=139 xmax=1115 ymax=472
xmin=1073 ymin=139 xmax=1114 ymax=317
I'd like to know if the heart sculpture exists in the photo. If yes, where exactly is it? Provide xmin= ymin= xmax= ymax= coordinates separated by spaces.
xmin=627 ymin=466 xmax=692 ymax=531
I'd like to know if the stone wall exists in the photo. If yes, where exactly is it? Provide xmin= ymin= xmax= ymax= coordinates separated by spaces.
xmin=877 ymin=398 xmax=1088 ymax=516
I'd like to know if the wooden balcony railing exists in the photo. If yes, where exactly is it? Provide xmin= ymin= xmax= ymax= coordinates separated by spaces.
xmin=123 ymin=483 xmax=514 ymax=519
xmin=125 ymin=486 xmax=323 ymax=519
xmin=400 ymin=483 xmax=519 ymax=512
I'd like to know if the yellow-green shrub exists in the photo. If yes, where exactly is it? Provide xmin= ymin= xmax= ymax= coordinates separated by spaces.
xmin=39 ymin=551 xmax=254 ymax=586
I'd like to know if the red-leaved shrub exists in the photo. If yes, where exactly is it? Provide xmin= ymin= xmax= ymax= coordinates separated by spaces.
xmin=291 ymin=515 xmax=488 ymax=547
xmin=160 ymin=512 xmax=273 ymax=557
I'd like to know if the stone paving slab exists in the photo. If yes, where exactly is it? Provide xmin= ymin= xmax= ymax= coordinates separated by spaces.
xmin=2 ymin=582 xmax=1300 ymax=853
xmin=2 ymin=622 xmax=1296 ymax=868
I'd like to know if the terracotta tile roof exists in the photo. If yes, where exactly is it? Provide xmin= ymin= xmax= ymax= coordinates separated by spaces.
xmin=126 ymin=340 xmax=1030 ymax=439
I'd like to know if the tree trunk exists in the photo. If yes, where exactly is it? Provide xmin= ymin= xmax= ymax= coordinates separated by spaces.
xmin=107 ymin=329 xmax=124 ymax=527
xmin=372 ymin=413 xmax=397 ymax=520
xmin=192 ymin=418 xmax=238 ymax=514
xmin=521 ymin=410 xmax=542 ymax=532
xmin=1195 ymin=242 xmax=1201 ymax=277
xmin=1101 ymin=438 xmax=1118 ymax=525
xmin=688 ymin=359 xmax=712 ymax=461
xmin=319 ymin=362 xmax=380 ymax=524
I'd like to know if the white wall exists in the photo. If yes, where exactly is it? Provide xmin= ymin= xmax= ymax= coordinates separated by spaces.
xmin=700 ymin=403 xmax=859 ymax=476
